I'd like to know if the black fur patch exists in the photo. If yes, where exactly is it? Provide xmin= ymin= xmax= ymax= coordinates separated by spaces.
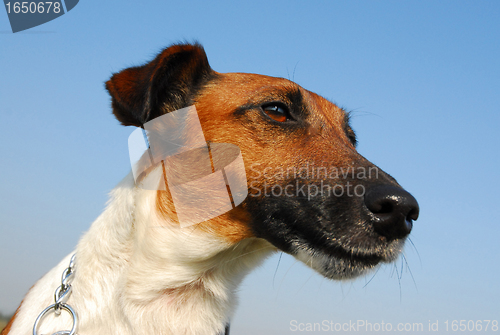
xmin=245 ymin=167 xmax=405 ymax=279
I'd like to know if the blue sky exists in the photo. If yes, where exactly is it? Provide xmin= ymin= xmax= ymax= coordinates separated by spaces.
xmin=1 ymin=1 xmax=499 ymax=334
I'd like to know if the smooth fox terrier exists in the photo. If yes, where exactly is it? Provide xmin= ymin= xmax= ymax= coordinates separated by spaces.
xmin=3 ymin=43 xmax=419 ymax=335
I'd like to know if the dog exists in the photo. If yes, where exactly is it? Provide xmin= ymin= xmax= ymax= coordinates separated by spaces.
xmin=2 ymin=43 xmax=419 ymax=335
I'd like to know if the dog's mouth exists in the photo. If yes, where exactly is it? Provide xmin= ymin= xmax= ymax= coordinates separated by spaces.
xmin=249 ymin=211 xmax=407 ymax=280
xmin=246 ymin=180 xmax=417 ymax=280
xmin=290 ymin=233 xmax=406 ymax=280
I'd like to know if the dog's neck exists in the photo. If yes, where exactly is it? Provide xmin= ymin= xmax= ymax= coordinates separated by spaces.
xmin=72 ymin=173 xmax=273 ymax=335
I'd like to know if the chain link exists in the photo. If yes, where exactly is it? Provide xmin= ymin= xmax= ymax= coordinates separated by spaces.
xmin=33 ymin=254 xmax=78 ymax=335
xmin=32 ymin=253 xmax=229 ymax=334
xmin=54 ymin=255 xmax=75 ymax=315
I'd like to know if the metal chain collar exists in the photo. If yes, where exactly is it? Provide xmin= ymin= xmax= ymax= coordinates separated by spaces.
xmin=31 ymin=254 xmax=230 ymax=335
xmin=33 ymin=254 xmax=78 ymax=335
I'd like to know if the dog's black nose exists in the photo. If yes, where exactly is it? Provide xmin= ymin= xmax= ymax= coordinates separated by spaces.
xmin=364 ymin=185 xmax=419 ymax=240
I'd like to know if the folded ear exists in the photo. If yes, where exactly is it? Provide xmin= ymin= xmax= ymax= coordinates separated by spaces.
xmin=105 ymin=43 xmax=215 ymax=127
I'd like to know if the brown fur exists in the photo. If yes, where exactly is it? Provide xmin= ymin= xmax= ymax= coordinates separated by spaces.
xmin=0 ymin=300 xmax=22 ymax=335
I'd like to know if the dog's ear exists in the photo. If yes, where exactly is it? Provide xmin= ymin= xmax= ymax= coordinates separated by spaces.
xmin=105 ymin=43 xmax=214 ymax=127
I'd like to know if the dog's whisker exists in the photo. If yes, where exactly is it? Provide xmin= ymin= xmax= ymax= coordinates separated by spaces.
xmin=408 ymin=238 xmax=423 ymax=268
xmin=362 ymin=266 xmax=381 ymax=288
xmin=296 ymin=272 xmax=316 ymax=295
xmin=400 ymin=256 xmax=405 ymax=280
xmin=389 ymin=261 xmax=397 ymax=278
xmin=393 ymin=262 xmax=403 ymax=303
xmin=348 ymin=109 xmax=382 ymax=119
xmin=292 ymin=61 xmax=299 ymax=82
xmin=222 ymin=245 xmax=275 ymax=265
xmin=339 ymin=280 xmax=355 ymax=302
xmin=402 ymin=253 xmax=418 ymax=293
xmin=285 ymin=61 xmax=300 ymax=82
xmin=278 ymin=257 xmax=301 ymax=293
xmin=272 ymin=252 xmax=283 ymax=290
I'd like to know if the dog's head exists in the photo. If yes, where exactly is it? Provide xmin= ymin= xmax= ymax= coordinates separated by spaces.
xmin=106 ymin=43 xmax=419 ymax=280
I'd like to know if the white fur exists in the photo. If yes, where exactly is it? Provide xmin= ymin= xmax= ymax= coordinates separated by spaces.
xmin=9 ymin=173 xmax=275 ymax=335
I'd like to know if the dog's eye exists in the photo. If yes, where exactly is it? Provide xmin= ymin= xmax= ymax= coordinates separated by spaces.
xmin=262 ymin=103 xmax=292 ymax=123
